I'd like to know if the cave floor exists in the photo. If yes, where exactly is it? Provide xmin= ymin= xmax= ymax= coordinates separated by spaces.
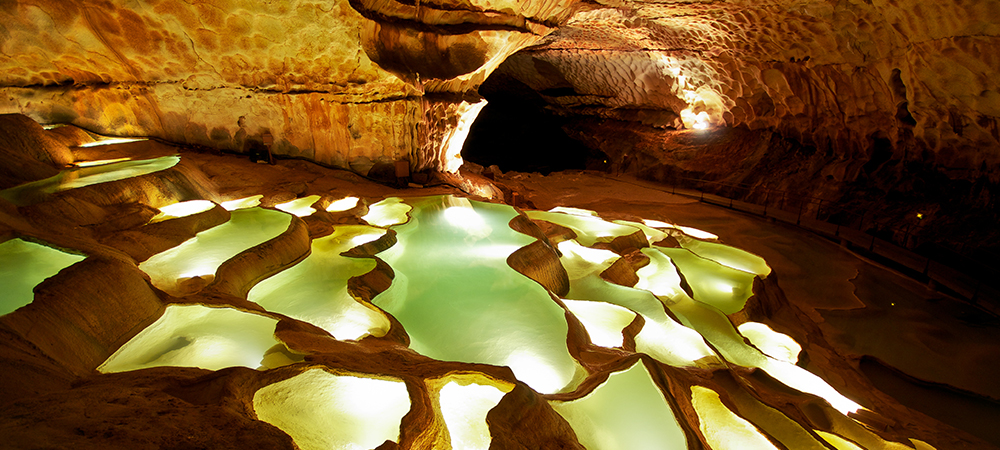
xmin=3 ymin=140 xmax=1000 ymax=449
xmin=502 ymin=169 xmax=1000 ymax=446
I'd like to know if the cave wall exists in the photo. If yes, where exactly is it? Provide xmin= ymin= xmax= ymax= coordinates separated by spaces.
xmin=484 ymin=0 xmax=1000 ymax=245
xmin=0 ymin=0 xmax=576 ymax=174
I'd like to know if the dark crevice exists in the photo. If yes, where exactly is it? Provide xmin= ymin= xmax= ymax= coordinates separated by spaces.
xmin=461 ymin=73 xmax=603 ymax=174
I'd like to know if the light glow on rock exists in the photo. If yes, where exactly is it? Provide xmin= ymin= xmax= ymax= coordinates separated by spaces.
xmin=275 ymin=195 xmax=321 ymax=217
xmin=326 ymin=196 xmax=360 ymax=212
xmin=0 ymin=238 xmax=85 ymax=316
xmin=76 ymin=137 xmax=147 ymax=147
xmin=73 ymin=157 xmax=131 ymax=167
xmin=253 ymin=368 xmax=410 ymax=450
xmin=150 ymin=200 xmax=215 ymax=223
xmin=691 ymin=385 xmax=780 ymax=450
xmin=98 ymin=304 xmax=280 ymax=373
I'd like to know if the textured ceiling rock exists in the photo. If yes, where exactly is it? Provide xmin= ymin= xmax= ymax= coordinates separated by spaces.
xmin=0 ymin=0 xmax=574 ymax=174
xmin=478 ymin=0 xmax=1000 ymax=244
xmin=497 ymin=0 xmax=1000 ymax=165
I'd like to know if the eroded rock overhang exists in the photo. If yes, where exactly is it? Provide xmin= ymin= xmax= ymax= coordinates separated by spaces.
xmin=0 ymin=0 xmax=577 ymax=175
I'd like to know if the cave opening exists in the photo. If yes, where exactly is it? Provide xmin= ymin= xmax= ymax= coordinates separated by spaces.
xmin=462 ymin=72 xmax=604 ymax=174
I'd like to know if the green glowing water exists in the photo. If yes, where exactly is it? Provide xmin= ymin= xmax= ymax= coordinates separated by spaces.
xmin=0 ymin=238 xmax=85 ymax=316
xmin=248 ymin=225 xmax=390 ymax=341
xmin=98 ymin=304 xmax=280 ymax=373
xmin=552 ymin=361 xmax=688 ymax=450
xmin=139 ymin=207 xmax=292 ymax=296
xmin=373 ymin=196 xmax=585 ymax=394
xmin=0 ymin=156 xmax=180 ymax=206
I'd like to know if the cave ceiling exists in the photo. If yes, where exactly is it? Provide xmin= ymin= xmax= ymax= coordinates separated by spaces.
xmin=0 ymin=0 xmax=998 ymax=189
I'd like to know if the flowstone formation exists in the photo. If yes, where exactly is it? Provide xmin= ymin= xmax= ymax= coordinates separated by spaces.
xmin=0 ymin=120 xmax=991 ymax=449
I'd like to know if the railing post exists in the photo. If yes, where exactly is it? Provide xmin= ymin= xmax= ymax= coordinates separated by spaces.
xmin=796 ymin=199 xmax=804 ymax=225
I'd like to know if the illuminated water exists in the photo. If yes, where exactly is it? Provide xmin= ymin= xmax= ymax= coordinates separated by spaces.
xmin=85 ymin=193 xmax=903 ymax=449
xmin=0 ymin=155 xmax=180 ymax=206
xmin=253 ymin=368 xmax=411 ymax=450
xmin=373 ymin=196 xmax=585 ymax=394
xmin=139 ymin=207 xmax=291 ymax=296
xmin=552 ymin=361 xmax=688 ymax=450
xmin=248 ymin=225 xmax=391 ymax=341
xmin=98 ymin=304 xmax=281 ymax=373
xmin=0 ymin=238 xmax=85 ymax=316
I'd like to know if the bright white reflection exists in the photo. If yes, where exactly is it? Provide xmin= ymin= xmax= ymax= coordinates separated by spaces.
xmin=248 ymin=225 xmax=390 ymax=341
xmin=326 ymin=196 xmax=360 ymax=212
xmin=436 ymin=376 xmax=513 ymax=450
xmin=0 ymin=238 xmax=85 ymax=316
xmin=74 ymin=157 xmax=131 ymax=167
xmin=614 ymin=219 xmax=668 ymax=244
xmin=139 ymin=208 xmax=291 ymax=296
xmin=557 ymin=240 xmax=619 ymax=279
xmin=362 ymin=197 xmax=412 ymax=227
xmin=691 ymin=385 xmax=779 ymax=450
xmin=275 ymin=195 xmax=321 ymax=217
xmin=504 ymin=349 xmax=571 ymax=395
xmin=738 ymin=322 xmax=801 ymax=364
xmin=150 ymin=200 xmax=215 ymax=223
xmin=253 ymin=368 xmax=410 ymax=450
xmin=76 ymin=137 xmax=147 ymax=147
xmin=552 ymin=361 xmax=687 ymax=450
xmin=638 ymin=248 xmax=862 ymax=415
xmin=643 ymin=219 xmax=719 ymax=240
xmin=221 ymin=195 xmax=263 ymax=211
xmin=527 ymin=210 xmax=639 ymax=247
xmin=0 ymin=156 xmax=180 ymax=206
xmin=549 ymin=206 xmax=598 ymax=217
xmin=444 ymin=197 xmax=491 ymax=239
xmin=98 ymin=304 xmax=280 ymax=373
xmin=562 ymin=248 xmax=715 ymax=367
xmin=563 ymin=300 xmax=635 ymax=348
xmin=676 ymin=225 xmax=719 ymax=240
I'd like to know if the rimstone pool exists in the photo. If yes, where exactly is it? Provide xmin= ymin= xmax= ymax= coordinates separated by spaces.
xmin=0 ymin=153 xmax=950 ymax=449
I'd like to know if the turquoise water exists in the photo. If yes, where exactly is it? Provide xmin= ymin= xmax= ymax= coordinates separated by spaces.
xmin=0 ymin=238 xmax=85 ymax=316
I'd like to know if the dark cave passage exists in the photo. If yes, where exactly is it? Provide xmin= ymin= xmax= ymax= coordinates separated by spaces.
xmin=462 ymin=75 xmax=602 ymax=174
